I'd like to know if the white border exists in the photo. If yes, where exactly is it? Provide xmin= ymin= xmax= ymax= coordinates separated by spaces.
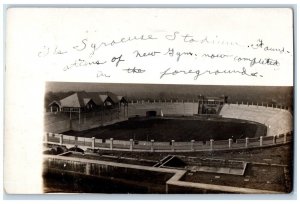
xmin=1 ymin=0 xmax=298 ymax=202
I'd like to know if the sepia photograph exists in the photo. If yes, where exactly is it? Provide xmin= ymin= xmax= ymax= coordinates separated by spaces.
xmin=43 ymin=82 xmax=293 ymax=193
xmin=3 ymin=7 xmax=295 ymax=197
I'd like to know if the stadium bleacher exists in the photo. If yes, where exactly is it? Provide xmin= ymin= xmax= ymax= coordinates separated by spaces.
xmin=220 ymin=104 xmax=293 ymax=136
xmin=128 ymin=102 xmax=198 ymax=117
xmin=45 ymin=100 xmax=292 ymax=140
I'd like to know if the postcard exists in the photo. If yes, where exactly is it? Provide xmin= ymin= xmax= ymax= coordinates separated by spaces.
xmin=4 ymin=8 xmax=294 ymax=194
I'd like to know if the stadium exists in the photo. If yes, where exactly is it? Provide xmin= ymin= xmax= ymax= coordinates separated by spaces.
xmin=43 ymin=83 xmax=293 ymax=194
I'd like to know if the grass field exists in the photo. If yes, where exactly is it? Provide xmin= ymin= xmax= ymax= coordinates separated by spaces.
xmin=63 ymin=116 xmax=266 ymax=142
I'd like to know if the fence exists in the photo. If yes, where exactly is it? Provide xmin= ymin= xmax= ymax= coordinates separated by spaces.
xmin=44 ymin=101 xmax=293 ymax=152
xmin=44 ymin=130 xmax=292 ymax=153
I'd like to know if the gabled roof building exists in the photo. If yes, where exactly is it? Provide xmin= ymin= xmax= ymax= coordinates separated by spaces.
xmin=48 ymin=91 xmax=127 ymax=113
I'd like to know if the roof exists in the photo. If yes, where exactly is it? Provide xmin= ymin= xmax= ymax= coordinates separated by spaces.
xmin=99 ymin=95 xmax=108 ymax=102
xmin=117 ymin=95 xmax=127 ymax=103
xmin=106 ymin=92 xmax=119 ymax=103
xmin=86 ymin=92 xmax=113 ymax=106
xmin=85 ymin=92 xmax=105 ymax=106
xmin=49 ymin=91 xmax=126 ymax=108
xmin=87 ymin=92 xmax=122 ymax=104
xmin=48 ymin=100 xmax=61 ymax=107
xmin=83 ymin=98 xmax=92 ymax=106
xmin=60 ymin=91 xmax=91 ymax=108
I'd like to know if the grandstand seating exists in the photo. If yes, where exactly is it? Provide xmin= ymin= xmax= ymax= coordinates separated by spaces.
xmin=220 ymin=104 xmax=293 ymax=135
xmin=128 ymin=102 xmax=198 ymax=116
xmin=45 ymin=101 xmax=293 ymax=138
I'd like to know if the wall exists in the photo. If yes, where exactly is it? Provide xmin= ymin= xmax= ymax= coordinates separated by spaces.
xmin=43 ymin=155 xmax=174 ymax=193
